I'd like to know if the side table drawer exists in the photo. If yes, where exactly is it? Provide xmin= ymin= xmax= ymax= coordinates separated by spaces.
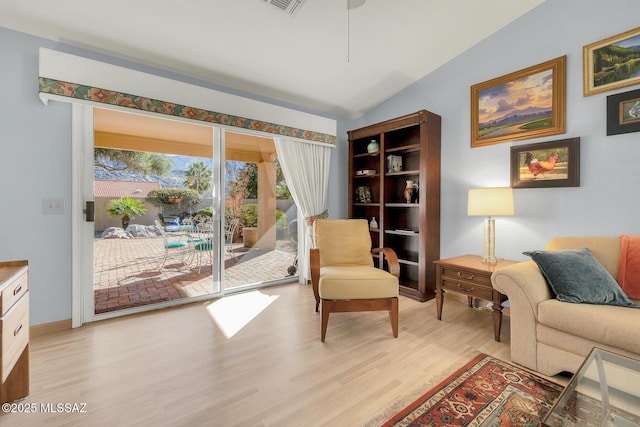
xmin=1 ymin=293 xmax=29 ymax=383
xmin=441 ymin=278 xmax=493 ymax=301
xmin=439 ymin=266 xmax=491 ymax=286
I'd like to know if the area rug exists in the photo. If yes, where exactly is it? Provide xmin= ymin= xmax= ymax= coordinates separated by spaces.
xmin=380 ymin=354 xmax=563 ymax=426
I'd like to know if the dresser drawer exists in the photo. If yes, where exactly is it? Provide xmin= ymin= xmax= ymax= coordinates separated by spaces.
xmin=1 ymin=293 xmax=29 ymax=383
xmin=439 ymin=266 xmax=491 ymax=286
xmin=0 ymin=267 xmax=28 ymax=316
xmin=441 ymin=278 xmax=493 ymax=301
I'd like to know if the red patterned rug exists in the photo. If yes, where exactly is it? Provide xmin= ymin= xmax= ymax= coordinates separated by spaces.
xmin=381 ymin=354 xmax=563 ymax=426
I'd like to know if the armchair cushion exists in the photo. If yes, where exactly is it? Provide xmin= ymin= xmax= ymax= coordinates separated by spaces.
xmin=524 ymin=248 xmax=638 ymax=307
xmin=319 ymin=266 xmax=399 ymax=300
xmin=313 ymin=219 xmax=373 ymax=267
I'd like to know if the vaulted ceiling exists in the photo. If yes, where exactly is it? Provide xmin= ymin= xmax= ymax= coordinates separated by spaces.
xmin=1 ymin=0 xmax=546 ymax=119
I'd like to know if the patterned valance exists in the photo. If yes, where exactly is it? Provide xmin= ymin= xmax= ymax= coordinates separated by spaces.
xmin=39 ymin=77 xmax=336 ymax=145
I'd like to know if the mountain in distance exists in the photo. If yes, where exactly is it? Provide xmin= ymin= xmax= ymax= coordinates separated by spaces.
xmin=167 ymin=155 xmax=213 ymax=175
xmin=480 ymin=105 xmax=551 ymax=129
xmin=95 ymin=155 xmax=214 ymax=188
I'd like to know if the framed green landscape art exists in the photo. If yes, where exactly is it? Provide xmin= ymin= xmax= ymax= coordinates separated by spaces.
xmin=471 ymin=56 xmax=566 ymax=148
xmin=583 ymin=26 xmax=640 ymax=96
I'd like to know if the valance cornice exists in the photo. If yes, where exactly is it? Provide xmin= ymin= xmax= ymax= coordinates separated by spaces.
xmin=38 ymin=77 xmax=336 ymax=145
xmin=38 ymin=48 xmax=336 ymax=146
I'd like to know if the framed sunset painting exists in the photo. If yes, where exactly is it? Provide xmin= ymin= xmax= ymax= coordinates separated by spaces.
xmin=471 ymin=56 xmax=566 ymax=148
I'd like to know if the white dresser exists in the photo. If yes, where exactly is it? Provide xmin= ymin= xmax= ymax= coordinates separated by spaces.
xmin=0 ymin=260 xmax=29 ymax=404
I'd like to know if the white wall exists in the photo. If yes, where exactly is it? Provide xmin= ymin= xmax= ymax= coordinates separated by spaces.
xmin=0 ymin=27 xmax=344 ymax=325
xmin=0 ymin=29 xmax=73 ymax=325
xmin=348 ymin=0 xmax=640 ymax=262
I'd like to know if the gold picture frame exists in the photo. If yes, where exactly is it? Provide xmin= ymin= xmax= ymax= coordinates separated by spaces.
xmin=471 ymin=56 xmax=566 ymax=148
xmin=583 ymin=26 xmax=640 ymax=96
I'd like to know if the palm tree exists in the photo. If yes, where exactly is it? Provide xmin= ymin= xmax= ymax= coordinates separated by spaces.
xmin=107 ymin=196 xmax=146 ymax=229
xmin=184 ymin=161 xmax=212 ymax=194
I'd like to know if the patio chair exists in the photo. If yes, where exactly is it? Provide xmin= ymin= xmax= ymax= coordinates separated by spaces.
xmin=154 ymin=219 xmax=192 ymax=271
xmin=192 ymin=219 xmax=214 ymax=273
xmin=310 ymin=219 xmax=400 ymax=342
xmin=225 ymin=218 xmax=241 ymax=260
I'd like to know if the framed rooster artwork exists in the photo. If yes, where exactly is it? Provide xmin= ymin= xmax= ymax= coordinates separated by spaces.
xmin=510 ymin=137 xmax=580 ymax=189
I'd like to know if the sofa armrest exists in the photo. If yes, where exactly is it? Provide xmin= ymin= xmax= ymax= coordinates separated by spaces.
xmin=492 ymin=261 xmax=553 ymax=315
xmin=491 ymin=260 xmax=554 ymax=371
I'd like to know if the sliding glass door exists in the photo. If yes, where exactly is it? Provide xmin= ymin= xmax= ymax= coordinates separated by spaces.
xmin=222 ymin=132 xmax=299 ymax=292
xmin=86 ymin=107 xmax=222 ymax=319
xmin=77 ymin=107 xmax=297 ymax=323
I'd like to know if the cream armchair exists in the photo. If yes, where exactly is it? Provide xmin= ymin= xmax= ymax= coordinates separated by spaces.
xmin=309 ymin=219 xmax=400 ymax=342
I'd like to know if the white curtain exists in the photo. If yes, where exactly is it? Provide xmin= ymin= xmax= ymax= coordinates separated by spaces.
xmin=274 ymin=137 xmax=332 ymax=283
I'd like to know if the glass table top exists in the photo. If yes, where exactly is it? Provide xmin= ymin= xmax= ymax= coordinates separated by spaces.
xmin=544 ymin=348 xmax=640 ymax=427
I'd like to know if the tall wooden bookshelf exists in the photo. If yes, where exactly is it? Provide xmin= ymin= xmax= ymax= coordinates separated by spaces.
xmin=347 ymin=110 xmax=441 ymax=301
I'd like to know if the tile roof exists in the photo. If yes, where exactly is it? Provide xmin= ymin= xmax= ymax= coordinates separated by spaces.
xmin=94 ymin=180 xmax=161 ymax=198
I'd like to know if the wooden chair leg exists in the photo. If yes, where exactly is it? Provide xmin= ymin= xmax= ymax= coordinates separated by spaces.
xmin=390 ymin=297 xmax=398 ymax=338
xmin=321 ymin=300 xmax=331 ymax=342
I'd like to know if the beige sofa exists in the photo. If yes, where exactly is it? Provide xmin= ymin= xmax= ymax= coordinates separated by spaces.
xmin=491 ymin=236 xmax=640 ymax=376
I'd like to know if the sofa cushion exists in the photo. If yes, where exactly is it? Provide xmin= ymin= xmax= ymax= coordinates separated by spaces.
xmin=524 ymin=248 xmax=637 ymax=307
xmin=538 ymin=299 xmax=640 ymax=354
xmin=545 ymin=236 xmax=621 ymax=278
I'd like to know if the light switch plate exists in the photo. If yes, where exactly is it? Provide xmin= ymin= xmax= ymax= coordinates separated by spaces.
xmin=43 ymin=198 xmax=64 ymax=214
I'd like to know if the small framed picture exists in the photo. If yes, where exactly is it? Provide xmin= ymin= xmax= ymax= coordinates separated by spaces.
xmin=607 ymin=88 xmax=640 ymax=135
xmin=355 ymin=186 xmax=372 ymax=203
xmin=386 ymin=155 xmax=403 ymax=173
xmin=510 ymin=137 xmax=580 ymax=189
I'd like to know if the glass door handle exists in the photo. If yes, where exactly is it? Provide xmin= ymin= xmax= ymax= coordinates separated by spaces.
xmin=85 ymin=201 xmax=95 ymax=222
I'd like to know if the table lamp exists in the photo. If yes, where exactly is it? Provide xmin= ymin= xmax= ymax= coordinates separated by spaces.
xmin=467 ymin=187 xmax=514 ymax=263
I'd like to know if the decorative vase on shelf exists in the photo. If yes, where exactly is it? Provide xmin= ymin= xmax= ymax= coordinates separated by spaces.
xmin=404 ymin=180 xmax=419 ymax=203
xmin=367 ymin=139 xmax=379 ymax=153
xmin=370 ymin=217 xmax=378 ymax=229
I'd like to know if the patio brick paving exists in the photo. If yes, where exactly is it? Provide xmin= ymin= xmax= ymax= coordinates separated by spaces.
xmin=94 ymin=236 xmax=297 ymax=314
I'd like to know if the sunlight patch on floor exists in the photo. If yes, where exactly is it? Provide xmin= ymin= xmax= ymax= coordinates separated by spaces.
xmin=205 ymin=290 xmax=279 ymax=338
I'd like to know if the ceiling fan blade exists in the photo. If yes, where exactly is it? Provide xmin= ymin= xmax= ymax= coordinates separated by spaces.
xmin=347 ymin=0 xmax=365 ymax=10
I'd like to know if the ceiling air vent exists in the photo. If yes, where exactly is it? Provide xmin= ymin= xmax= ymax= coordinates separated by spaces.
xmin=263 ymin=0 xmax=304 ymax=15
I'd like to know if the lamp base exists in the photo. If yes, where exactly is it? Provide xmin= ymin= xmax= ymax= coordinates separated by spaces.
xmin=482 ymin=217 xmax=497 ymax=264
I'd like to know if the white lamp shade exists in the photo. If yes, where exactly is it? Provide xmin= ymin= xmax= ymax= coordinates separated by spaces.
xmin=467 ymin=187 xmax=514 ymax=217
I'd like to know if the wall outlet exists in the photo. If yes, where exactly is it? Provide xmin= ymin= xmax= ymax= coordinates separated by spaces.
xmin=43 ymin=198 xmax=64 ymax=215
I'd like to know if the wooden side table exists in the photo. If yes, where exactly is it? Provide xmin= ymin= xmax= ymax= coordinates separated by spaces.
xmin=433 ymin=255 xmax=518 ymax=342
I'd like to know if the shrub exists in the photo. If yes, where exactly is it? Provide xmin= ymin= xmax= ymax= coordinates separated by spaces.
xmin=240 ymin=204 xmax=258 ymax=228
xmin=146 ymin=188 xmax=201 ymax=209
xmin=276 ymin=210 xmax=288 ymax=239
xmin=107 ymin=196 xmax=146 ymax=229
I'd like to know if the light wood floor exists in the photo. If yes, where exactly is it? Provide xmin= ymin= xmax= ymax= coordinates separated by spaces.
xmin=5 ymin=283 xmax=518 ymax=427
